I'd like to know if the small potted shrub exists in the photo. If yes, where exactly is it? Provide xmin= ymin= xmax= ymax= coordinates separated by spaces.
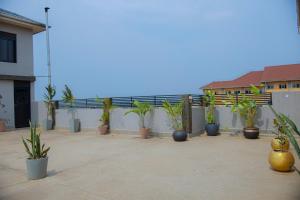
xmin=162 ymin=100 xmax=187 ymax=142
xmin=43 ymin=84 xmax=56 ymax=130
xmin=125 ymin=100 xmax=153 ymax=139
xmin=97 ymin=98 xmax=113 ymax=135
xmin=204 ymin=90 xmax=219 ymax=136
xmin=0 ymin=94 xmax=6 ymax=132
xmin=62 ymin=85 xmax=80 ymax=132
xmin=226 ymin=85 xmax=261 ymax=139
xmin=22 ymin=123 xmax=50 ymax=180
xmin=268 ymin=105 xmax=300 ymax=172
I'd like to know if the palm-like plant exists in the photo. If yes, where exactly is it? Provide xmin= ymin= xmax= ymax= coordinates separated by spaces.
xmin=62 ymin=85 xmax=75 ymax=120
xmin=125 ymin=101 xmax=152 ymax=128
xmin=269 ymin=105 xmax=300 ymax=159
xmin=43 ymin=84 xmax=56 ymax=121
xmin=225 ymin=85 xmax=260 ymax=128
xmin=22 ymin=122 xmax=50 ymax=159
xmin=162 ymin=100 xmax=183 ymax=131
xmin=203 ymin=90 xmax=216 ymax=124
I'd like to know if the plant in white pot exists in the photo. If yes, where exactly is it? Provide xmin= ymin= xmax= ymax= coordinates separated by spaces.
xmin=43 ymin=84 xmax=56 ymax=130
xmin=162 ymin=100 xmax=187 ymax=142
xmin=125 ymin=100 xmax=153 ymax=139
xmin=62 ymin=85 xmax=80 ymax=132
xmin=0 ymin=94 xmax=6 ymax=132
xmin=22 ymin=123 xmax=50 ymax=180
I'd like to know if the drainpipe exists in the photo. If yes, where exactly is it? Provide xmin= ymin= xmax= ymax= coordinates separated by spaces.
xmin=45 ymin=7 xmax=52 ymax=86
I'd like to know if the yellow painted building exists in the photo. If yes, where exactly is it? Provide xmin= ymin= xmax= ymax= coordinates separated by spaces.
xmin=202 ymin=64 xmax=300 ymax=94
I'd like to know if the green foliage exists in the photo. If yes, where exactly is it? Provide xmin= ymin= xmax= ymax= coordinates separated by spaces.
xmin=43 ymin=84 xmax=56 ymax=119
xmin=162 ymin=100 xmax=183 ymax=131
xmin=22 ymin=122 xmax=50 ymax=159
xmin=269 ymin=105 xmax=300 ymax=159
xmin=62 ymin=85 xmax=75 ymax=106
xmin=225 ymin=85 xmax=260 ymax=128
xmin=125 ymin=100 xmax=153 ymax=128
xmin=96 ymin=97 xmax=114 ymax=126
xmin=203 ymin=90 xmax=216 ymax=124
xmin=62 ymin=85 xmax=76 ymax=120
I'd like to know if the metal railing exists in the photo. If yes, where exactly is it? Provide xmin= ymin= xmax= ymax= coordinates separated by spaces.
xmin=56 ymin=94 xmax=204 ymax=109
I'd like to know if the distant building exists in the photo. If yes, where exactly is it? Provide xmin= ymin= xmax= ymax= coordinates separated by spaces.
xmin=201 ymin=64 xmax=300 ymax=94
xmin=0 ymin=8 xmax=45 ymax=128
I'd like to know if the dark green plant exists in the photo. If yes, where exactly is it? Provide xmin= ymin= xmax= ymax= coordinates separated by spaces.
xmin=62 ymin=85 xmax=76 ymax=120
xmin=22 ymin=123 xmax=50 ymax=159
xmin=125 ymin=100 xmax=152 ymax=128
xmin=43 ymin=84 xmax=56 ymax=121
xmin=203 ymin=90 xmax=216 ymax=124
xmin=269 ymin=105 xmax=300 ymax=159
xmin=162 ymin=100 xmax=183 ymax=131
xmin=225 ymin=85 xmax=260 ymax=128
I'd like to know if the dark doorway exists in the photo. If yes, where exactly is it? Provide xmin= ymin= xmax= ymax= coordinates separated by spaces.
xmin=14 ymin=81 xmax=31 ymax=128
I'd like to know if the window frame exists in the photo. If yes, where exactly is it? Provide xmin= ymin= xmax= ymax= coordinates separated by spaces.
xmin=0 ymin=31 xmax=17 ymax=63
xmin=279 ymin=83 xmax=287 ymax=89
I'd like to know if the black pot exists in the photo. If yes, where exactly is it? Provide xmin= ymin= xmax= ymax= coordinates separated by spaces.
xmin=205 ymin=123 xmax=219 ymax=136
xmin=172 ymin=130 xmax=187 ymax=142
xmin=243 ymin=127 xmax=259 ymax=139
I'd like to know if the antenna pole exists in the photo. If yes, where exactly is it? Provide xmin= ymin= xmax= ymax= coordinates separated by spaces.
xmin=45 ymin=7 xmax=52 ymax=85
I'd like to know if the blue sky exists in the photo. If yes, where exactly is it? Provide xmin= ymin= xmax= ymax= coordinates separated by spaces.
xmin=1 ymin=0 xmax=300 ymax=100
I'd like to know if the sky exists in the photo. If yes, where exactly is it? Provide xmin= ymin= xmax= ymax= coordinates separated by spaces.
xmin=1 ymin=0 xmax=300 ymax=100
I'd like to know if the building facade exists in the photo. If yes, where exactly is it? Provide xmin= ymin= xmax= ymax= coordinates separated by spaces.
xmin=202 ymin=64 xmax=300 ymax=94
xmin=0 ymin=8 xmax=45 ymax=129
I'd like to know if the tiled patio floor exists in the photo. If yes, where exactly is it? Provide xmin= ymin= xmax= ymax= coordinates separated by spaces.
xmin=0 ymin=129 xmax=299 ymax=200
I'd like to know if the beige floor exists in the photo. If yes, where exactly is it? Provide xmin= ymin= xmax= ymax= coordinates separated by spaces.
xmin=0 ymin=129 xmax=299 ymax=200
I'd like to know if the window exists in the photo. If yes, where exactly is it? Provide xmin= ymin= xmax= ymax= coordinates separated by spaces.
xmin=227 ymin=91 xmax=232 ymax=95
xmin=279 ymin=84 xmax=287 ymax=89
xmin=267 ymin=84 xmax=274 ymax=89
xmin=234 ymin=91 xmax=240 ymax=95
xmin=292 ymin=83 xmax=300 ymax=88
xmin=0 ymin=31 xmax=16 ymax=63
xmin=245 ymin=90 xmax=251 ymax=94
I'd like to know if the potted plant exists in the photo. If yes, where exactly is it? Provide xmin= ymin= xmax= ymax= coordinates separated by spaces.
xmin=203 ymin=90 xmax=219 ymax=136
xmin=97 ymin=98 xmax=113 ymax=135
xmin=0 ymin=94 xmax=6 ymax=132
xmin=225 ymin=85 xmax=261 ymax=139
xmin=162 ymin=100 xmax=187 ymax=142
xmin=22 ymin=122 xmax=50 ymax=180
xmin=62 ymin=85 xmax=80 ymax=132
xmin=268 ymin=105 xmax=300 ymax=172
xmin=43 ymin=84 xmax=56 ymax=130
xmin=125 ymin=100 xmax=153 ymax=139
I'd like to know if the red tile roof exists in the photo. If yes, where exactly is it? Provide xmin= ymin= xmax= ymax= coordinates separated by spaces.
xmin=202 ymin=64 xmax=300 ymax=89
xmin=202 ymin=71 xmax=263 ymax=89
xmin=261 ymin=64 xmax=300 ymax=82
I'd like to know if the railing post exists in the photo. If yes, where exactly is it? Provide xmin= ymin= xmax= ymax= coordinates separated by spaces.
xmin=130 ymin=97 xmax=133 ymax=107
xmin=154 ymin=96 xmax=157 ymax=106
xmin=86 ymin=99 xmax=88 ymax=108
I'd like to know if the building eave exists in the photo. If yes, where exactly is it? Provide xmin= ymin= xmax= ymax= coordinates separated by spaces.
xmin=0 ymin=75 xmax=36 ymax=82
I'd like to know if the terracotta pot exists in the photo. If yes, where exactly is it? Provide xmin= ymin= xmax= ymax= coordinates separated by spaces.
xmin=271 ymin=137 xmax=289 ymax=151
xmin=269 ymin=150 xmax=295 ymax=172
xmin=140 ymin=128 xmax=150 ymax=139
xmin=0 ymin=120 xmax=6 ymax=132
xmin=243 ymin=127 xmax=259 ymax=139
xmin=99 ymin=125 xmax=109 ymax=135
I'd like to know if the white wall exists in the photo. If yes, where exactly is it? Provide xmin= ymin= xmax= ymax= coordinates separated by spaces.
xmin=0 ymin=80 xmax=14 ymax=129
xmin=0 ymin=22 xmax=34 ymax=76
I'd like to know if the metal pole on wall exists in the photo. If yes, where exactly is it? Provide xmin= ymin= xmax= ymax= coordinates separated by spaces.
xmin=297 ymin=0 xmax=300 ymax=33
xmin=45 ymin=7 xmax=52 ymax=86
